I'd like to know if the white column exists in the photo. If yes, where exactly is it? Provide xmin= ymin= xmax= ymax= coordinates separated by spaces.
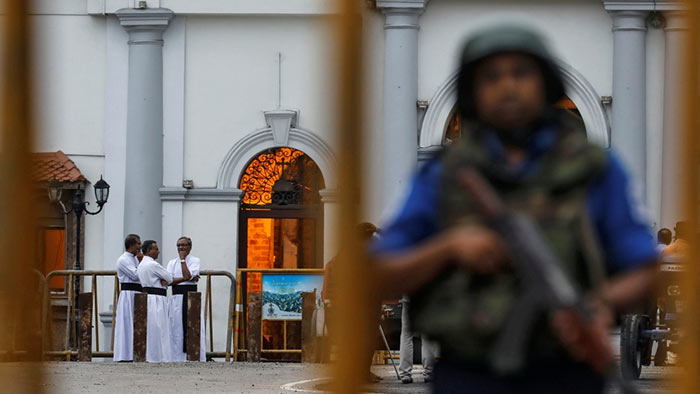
xmin=660 ymin=11 xmax=690 ymax=228
xmin=103 ymin=17 xmax=129 ymax=279
xmin=609 ymin=10 xmax=648 ymax=202
xmin=116 ymin=8 xmax=174 ymax=245
xmin=320 ymin=189 xmax=339 ymax=264
xmin=376 ymin=1 xmax=426 ymax=216
xmin=160 ymin=16 xmax=186 ymax=264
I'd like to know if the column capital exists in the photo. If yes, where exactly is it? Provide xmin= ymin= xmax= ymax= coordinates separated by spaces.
xmin=609 ymin=9 xmax=649 ymax=32
xmin=116 ymin=8 xmax=174 ymax=32
xmin=377 ymin=3 xmax=425 ymax=30
xmin=604 ymin=1 xmax=685 ymax=11
xmin=376 ymin=0 xmax=428 ymax=11
xmin=664 ymin=10 xmax=690 ymax=32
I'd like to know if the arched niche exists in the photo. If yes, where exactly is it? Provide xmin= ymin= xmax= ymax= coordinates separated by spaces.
xmin=419 ymin=59 xmax=610 ymax=148
xmin=216 ymin=126 xmax=337 ymax=191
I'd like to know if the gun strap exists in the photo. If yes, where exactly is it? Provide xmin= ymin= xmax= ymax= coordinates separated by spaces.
xmin=579 ymin=203 xmax=606 ymax=289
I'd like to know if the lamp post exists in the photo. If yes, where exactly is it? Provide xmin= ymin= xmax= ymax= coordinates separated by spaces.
xmin=48 ymin=176 xmax=110 ymax=350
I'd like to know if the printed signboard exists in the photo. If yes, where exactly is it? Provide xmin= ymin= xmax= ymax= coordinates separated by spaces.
xmin=262 ymin=274 xmax=324 ymax=320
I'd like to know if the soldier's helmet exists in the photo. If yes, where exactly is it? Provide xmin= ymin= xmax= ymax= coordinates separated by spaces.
xmin=456 ymin=25 xmax=566 ymax=120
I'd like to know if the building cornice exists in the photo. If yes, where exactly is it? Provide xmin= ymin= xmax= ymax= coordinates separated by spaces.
xmin=160 ymin=187 xmax=243 ymax=202
xmin=88 ymin=0 xmax=342 ymax=16
xmin=319 ymin=188 xmax=338 ymax=203
xmin=603 ymin=0 xmax=686 ymax=11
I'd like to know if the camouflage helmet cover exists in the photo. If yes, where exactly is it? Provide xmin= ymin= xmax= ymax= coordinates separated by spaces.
xmin=456 ymin=25 xmax=566 ymax=120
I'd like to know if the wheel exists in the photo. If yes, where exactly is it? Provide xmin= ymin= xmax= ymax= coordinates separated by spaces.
xmin=620 ymin=314 xmax=649 ymax=380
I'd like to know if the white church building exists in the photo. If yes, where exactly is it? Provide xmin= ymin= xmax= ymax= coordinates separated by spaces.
xmin=32 ymin=0 xmax=690 ymax=357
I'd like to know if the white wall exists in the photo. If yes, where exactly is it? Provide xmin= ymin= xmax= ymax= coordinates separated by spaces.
xmin=418 ymin=0 xmax=613 ymax=105
xmin=33 ymin=15 xmax=106 ymax=155
xmin=32 ymin=13 xmax=108 ymax=274
xmin=184 ymin=16 xmax=337 ymax=189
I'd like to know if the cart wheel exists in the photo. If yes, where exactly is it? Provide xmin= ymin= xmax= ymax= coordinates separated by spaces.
xmin=620 ymin=314 xmax=648 ymax=380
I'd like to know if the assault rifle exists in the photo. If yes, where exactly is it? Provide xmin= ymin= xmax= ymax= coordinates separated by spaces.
xmin=456 ymin=167 xmax=637 ymax=393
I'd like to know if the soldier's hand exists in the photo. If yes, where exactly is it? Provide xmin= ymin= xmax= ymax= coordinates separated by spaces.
xmin=550 ymin=298 xmax=614 ymax=373
xmin=160 ymin=279 xmax=168 ymax=287
xmin=446 ymin=226 xmax=508 ymax=273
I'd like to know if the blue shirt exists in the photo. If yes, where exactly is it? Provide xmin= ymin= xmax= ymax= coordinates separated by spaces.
xmin=372 ymin=131 xmax=658 ymax=274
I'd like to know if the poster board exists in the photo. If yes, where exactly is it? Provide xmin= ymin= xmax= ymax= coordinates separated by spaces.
xmin=262 ymin=274 xmax=323 ymax=320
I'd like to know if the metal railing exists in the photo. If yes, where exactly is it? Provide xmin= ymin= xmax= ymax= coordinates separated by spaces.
xmin=233 ymin=268 xmax=325 ymax=360
xmin=44 ymin=269 xmax=236 ymax=361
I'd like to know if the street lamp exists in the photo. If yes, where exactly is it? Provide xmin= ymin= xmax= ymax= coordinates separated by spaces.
xmin=48 ymin=175 xmax=110 ymax=350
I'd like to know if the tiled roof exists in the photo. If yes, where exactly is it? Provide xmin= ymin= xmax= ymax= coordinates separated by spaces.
xmin=32 ymin=151 xmax=88 ymax=183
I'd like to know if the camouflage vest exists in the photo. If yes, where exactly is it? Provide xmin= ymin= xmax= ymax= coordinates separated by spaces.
xmin=410 ymin=116 xmax=609 ymax=369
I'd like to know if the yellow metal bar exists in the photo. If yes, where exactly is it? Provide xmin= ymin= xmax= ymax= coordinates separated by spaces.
xmin=64 ymin=274 xmax=73 ymax=360
xmin=0 ymin=0 xmax=45 ymax=390
xmin=259 ymin=349 xmax=302 ymax=354
xmin=92 ymin=274 xmax=99 ymax=352
xmin=112 ymin=276 xmax=118 ymax=351
xmin=332 ymin=0 xmax=366 ymax=392
xmin=71 ymin=274 xmax=77 ymax=357
xmin=37 ymin=270 xmax=50 ymax=359
xmin=679 ymin=2 xmax=699 ymax=393
xmin=236 ymin=268 xmax=324 ymax=274
xmin=205 ymin=274 xmax=213 ymax=351
xmin=233 ymin=270 xmax=243 ymax=361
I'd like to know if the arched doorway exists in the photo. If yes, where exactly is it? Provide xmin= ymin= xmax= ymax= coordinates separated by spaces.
xmin=442 ymin=95 xmax=585 ymax=145
xmin=238 ymin=146 xmax=325 ymax=359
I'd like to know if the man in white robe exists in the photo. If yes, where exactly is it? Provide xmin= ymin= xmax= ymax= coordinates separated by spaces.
xmin=167 ymin=236 xmax=206 ymax=362
xmin=136 ymin=240 xmax=173 ymax=363
xmin=113 ymin=234 xmax=142 ymax=362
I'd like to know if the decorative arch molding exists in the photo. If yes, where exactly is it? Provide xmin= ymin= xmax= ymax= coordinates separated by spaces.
xmin=419 ymin=59 xmax=610 ymax=148
xmin=217 ymin=126 xmax=337 ymax=190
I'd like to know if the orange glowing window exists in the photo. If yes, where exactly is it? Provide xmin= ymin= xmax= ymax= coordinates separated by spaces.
xmin=239 ymin=147 xmax=324 ymax=206
xmin=239 ymin=147 xmax=305 ymax=206
xmin=443 ymin=96 xmax=583 ymax=145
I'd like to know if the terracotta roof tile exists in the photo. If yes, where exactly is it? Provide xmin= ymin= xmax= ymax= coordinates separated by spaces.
xmin=32 ymin=151 xmax=88 ymax=183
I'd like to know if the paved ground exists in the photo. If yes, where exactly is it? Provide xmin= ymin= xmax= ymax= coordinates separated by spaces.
xmin=0 ymin=362 xmax=679 ymax=394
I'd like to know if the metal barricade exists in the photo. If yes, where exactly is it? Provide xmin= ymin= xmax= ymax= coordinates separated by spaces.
xmin=44 ymin=269 xmax=236 ymax=361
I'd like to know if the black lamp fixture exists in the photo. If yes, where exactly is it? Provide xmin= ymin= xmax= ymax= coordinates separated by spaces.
xmin=49 ymin=175 xmax=110 ymax=215
xmin=48 ymin=175 xmax=110 ymax=351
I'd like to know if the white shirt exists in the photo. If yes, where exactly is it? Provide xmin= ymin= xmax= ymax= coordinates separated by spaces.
xmin=116 ymin=251 xmax=139 ymax=284
xmin=137 ymin=256 xmax=173 ymax=289
xmin=166 ymin=255 xmax=201 ymax=285
xmin=657 ymin=243 xmax=668 ymax=254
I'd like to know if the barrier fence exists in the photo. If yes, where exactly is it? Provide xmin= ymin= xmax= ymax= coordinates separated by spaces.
xmin=43 ymin=269 xmax=236 ymax=361
xmin=233 ymin=268 xmax=325 ymax=361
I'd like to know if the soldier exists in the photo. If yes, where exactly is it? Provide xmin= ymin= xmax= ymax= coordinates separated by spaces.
xmin=371 ymin=25 xmax=658 ymax=393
